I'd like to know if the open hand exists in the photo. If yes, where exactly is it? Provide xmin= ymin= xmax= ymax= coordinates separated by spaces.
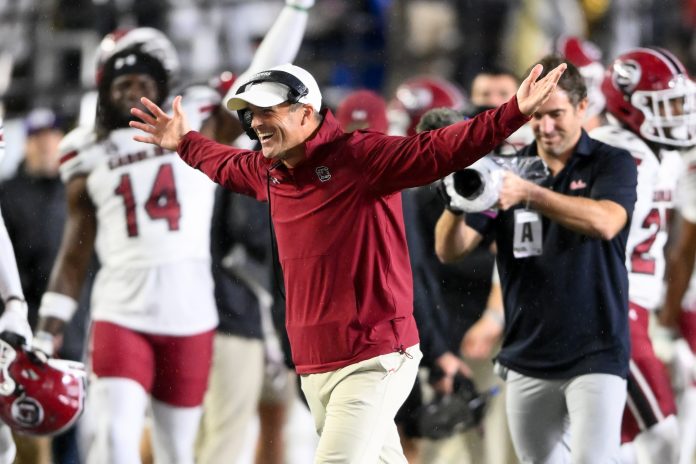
xmin=516 ymin=63 xmax=567 ymax=116
xmin=130 ymin=96 xmax=191 ymax=151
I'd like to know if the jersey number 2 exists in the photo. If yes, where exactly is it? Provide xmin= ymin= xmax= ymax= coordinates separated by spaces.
xmin=114 ymin=164 xmax=182 ymax=237
xmin=630 ymin=207 xmax=660 ymax=275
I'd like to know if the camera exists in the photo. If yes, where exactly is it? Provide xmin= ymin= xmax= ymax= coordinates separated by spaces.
xmin=441 ymin=155 xmax=549 ymax=213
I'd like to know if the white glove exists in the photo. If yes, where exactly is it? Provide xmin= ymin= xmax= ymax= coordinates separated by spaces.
xmin=285 ymin=0 xmax=314 ymax=10
xmin=0 ymin=299 xmax=32 ymax=345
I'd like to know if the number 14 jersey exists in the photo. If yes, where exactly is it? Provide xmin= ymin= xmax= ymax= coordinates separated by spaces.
xmin=58 ymin=94 xmax=218 ymax=335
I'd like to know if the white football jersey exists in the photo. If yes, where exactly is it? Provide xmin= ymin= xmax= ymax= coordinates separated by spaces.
xmin=591 ymin=125 xmax=683 ymax=310
xmin=58 ymin=94 xmax=219 ymax=334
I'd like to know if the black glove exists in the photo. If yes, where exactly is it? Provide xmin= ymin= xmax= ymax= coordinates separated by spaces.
xmin=436 ymin=179 xmax=463 ymax=216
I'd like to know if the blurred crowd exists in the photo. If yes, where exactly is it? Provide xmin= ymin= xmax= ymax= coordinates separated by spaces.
xmin=2 ymin=0 xmax=696 ymax=128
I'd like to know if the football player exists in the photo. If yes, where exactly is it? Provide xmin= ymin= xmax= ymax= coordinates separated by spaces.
xmin=590 ymin=47 xmax=696 ymax=464
xmin=388 ymin=75 xmax=468 ymax=136
xmin=660 ymin=143 xmax=696 ymax=464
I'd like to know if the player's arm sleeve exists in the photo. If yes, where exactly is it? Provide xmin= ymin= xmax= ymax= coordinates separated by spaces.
xmin=359 ymin=97 xmax=531 ymax=196
xmin=57 ymin=127 xmax=98 ymax=184
xmin=0 ymin=209 xmax=24 ymax=302
xmin=177 ymin=131 xmax=267 ymax=201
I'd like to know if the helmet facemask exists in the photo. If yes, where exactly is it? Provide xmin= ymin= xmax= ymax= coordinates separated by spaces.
xmin=632 ymin=75 xmax=696 ymax=147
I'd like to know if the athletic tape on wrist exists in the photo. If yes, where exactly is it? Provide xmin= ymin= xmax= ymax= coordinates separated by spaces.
xmin=39 ymin=292 xmax=78 ymax=322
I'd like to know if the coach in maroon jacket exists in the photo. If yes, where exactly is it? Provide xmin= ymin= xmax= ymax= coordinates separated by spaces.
xmin=131 ymin=62 xmax=565 ymax=463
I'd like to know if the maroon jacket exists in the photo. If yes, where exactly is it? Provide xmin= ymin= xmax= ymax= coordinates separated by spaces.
xmin=178 ymin=97 xmax=529 ymax=374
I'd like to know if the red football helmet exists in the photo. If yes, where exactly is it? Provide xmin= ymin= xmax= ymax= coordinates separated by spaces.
xmin=336 ymin=89 xmax=389 ymax=133
xmin=558 ymin=36 xmax=606 ymax=118
xmin=0 ymin=333 xmax=86 ymax=436
xmin=602 ymin=47 xmax=696 ymax=147
xmin=209 ymin=70 xmax=237 ymax=99
xmin=95 ymin=27 xmax=180 ymax=86
xmin=390 ymin=76 xmax=467 ymax=135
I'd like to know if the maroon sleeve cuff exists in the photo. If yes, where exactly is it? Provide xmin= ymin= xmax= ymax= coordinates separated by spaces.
xmin=176 ymin=130 xmax=202 ymax=159
xmin=503 ymin=95 xmax=532 ymax=129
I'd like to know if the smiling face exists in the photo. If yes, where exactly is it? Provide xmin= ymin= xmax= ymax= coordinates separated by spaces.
xmin=247 ymin=102 xmax=315 ymax=165
xmin=530 ymin=89 xmax=587 ymax=161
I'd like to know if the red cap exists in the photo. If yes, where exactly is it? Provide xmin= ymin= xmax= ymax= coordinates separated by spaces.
xmin=336 ymin=90 xmax=388 ymax=133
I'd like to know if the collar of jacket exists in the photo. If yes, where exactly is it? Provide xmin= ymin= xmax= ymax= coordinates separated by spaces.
xmin=264 ymin=108 xmax=343 ymax=171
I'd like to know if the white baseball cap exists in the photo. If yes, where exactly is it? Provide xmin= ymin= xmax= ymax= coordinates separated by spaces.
xmin=226 ymin=63 xmax=322 ymax=112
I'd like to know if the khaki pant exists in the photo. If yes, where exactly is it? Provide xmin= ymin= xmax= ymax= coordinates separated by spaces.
xmin=195 ymin=334 xmax=264 ymax=464
xmin=301 ymin=345 xmax=422 ymax=464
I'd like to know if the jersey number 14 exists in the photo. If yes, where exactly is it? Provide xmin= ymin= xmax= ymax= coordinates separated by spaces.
xmin=114 ymin=163 xmax=182 ymax=237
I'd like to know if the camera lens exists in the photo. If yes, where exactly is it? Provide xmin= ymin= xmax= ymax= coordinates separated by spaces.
xmin=453 ymin=170 xmax=484 ymax=199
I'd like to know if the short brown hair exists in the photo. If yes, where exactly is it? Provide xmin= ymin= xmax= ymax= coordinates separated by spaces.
xmin=527 ymin=55 xmax=587 ymax=106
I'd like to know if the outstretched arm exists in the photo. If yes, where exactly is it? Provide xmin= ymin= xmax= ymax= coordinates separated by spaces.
xmin=357 ymin=63 xmax=567 ymax=196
